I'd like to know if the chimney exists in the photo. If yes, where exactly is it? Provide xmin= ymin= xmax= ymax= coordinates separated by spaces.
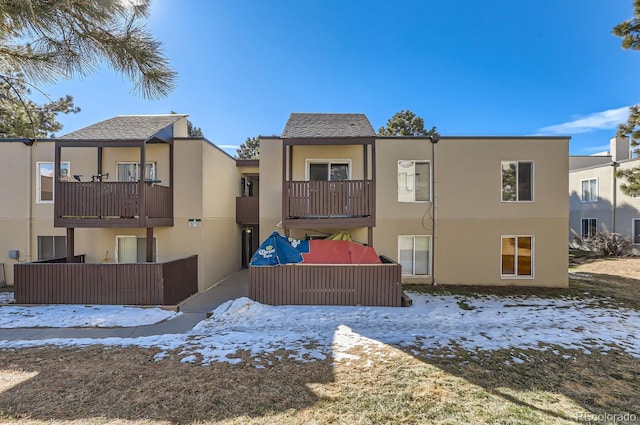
xmin=610 ymin=136 xmax=631 ymax=162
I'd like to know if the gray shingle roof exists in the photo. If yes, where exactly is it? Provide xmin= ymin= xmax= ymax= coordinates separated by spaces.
xmin=282 ymin=113 xmax=375 ymax=138
xmin=60 ymin=114 xmax=186 ymax=140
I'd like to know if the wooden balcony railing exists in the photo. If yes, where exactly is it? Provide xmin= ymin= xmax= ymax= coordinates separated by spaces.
xmin=236 ymin=196 xmax=259 ymax=224
xmin=284 ymin=180 xmax=375 ymax=228
xmin=54 ymin=182 xmax=173 ymax=228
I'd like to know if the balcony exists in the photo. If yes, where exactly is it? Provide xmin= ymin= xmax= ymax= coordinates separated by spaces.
xmin=283 ymin=180 xmax=375 ymax=229
xmin=54 ymin=181 xmax=173 ymax=228
xmin=236 ymin=196 xmax=259 ymax=224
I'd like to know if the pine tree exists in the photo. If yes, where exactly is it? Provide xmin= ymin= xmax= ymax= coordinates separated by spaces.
xmin=613 ymin=2 xmax=640 ymax=196
xmin=377 ymin=110 xmax=437 ymax=137
xmin=0 ymin=0 xmax=176 ymax=99
xmin=0 ymin=73 xmax=80 ymax=138
xmin=236 ymin=137 xmax=259 ymax=159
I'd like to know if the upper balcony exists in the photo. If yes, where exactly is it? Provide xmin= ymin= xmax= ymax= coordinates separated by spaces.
xmin=53 ymin=119 xmax=177 ymax=229
xmin=236 ymin=196 xmax=259 ymax=225
xmin=283 ymin=179 xmax=374 ymax=228
xmin=55 ymin=181 xmax=173 ymax=228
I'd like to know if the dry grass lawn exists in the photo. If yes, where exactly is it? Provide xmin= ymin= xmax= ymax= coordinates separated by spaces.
xmin=0 ymin=254 xmax=638 ymax=424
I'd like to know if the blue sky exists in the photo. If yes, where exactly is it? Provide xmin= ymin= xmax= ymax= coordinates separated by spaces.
xmin=42 ymin=1 xmax=640 ymax=156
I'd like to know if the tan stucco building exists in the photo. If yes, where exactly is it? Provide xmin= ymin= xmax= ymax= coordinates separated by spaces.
xmin=1 ymin=112 xmax=571 ymax=296
xmin=259 ymin=113 xmax=569 ymax=288
xmin=569 ymin=136 xmax=640 ymax=254
xmin=0 ymin=115 xmax=242 ymax=291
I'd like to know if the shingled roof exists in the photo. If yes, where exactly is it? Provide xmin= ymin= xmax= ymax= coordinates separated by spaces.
xmin=60 ymin=114 xmax=186 ymax=141
xmin=282 ymin=113 xmax=375 ymax=138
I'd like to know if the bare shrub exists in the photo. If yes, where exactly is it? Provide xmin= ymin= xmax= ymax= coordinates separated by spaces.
xmin=577 ymin=232 xmax=632 ymax=257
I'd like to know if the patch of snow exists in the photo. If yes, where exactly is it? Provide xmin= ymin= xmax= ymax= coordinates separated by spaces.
xmin=180 ymin=355 xmax=197 ymax=364
xmin=1 ymin=293 xmax=639 ymax=367
xmin=0 ymin=304 xmax=181 ymax=328
xmin=0 ymin=292 xmax=14 ymax=305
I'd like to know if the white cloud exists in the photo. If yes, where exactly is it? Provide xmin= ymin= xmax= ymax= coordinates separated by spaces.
xmin=217 ymin=144 xmax=240 ymax=149
xmin=582 ymin=144 xmax=612 ymax=154
xmin=537 ymin=106 xmax=631 ymax=135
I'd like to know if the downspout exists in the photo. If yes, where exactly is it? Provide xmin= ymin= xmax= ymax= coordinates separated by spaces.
xmin=26 ymin=141 xmax=33 ymax=263
xmin=611 ymin=161 xmax=618 ymax=233
xmin=429 ymin=134 xmax=440 ymax=285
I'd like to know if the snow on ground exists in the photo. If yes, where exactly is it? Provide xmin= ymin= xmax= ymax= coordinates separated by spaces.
xmin=0 ymin=292 xmax=13 ymax=305
xmin=0 ymin=294 xmax=180 ymax=327
xmin=1 ymin=292 xmax=639 ymax=365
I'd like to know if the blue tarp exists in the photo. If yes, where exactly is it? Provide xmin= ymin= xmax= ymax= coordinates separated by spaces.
xmin=250 ymin=231 xmax=310 ymax=266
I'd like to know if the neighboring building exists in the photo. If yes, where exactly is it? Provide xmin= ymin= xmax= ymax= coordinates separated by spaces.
xmin=259 ymin=113 xmax=570 ymax=288
xmin=0 ymin=115 xmax=242 ymax=294
xmin=569 ymin=136 xmax=640 ymax=254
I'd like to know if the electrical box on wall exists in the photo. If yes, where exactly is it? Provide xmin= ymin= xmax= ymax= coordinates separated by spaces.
xmin=8 ymin=250 xmax=19 ymax=260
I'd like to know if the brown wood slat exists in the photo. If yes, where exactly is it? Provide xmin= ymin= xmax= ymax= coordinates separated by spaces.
xmin=249 ymin=262 xmax=402 ymax=307
xmin=55 ymin=182 xmax=173 ymax=227
xmin=236 ymin=197 xmax=259 ymax=224
xmin=286 ymin=180 xmax=373 ymax=219
xmin=13 ymin=256 xmax=197 ymax=305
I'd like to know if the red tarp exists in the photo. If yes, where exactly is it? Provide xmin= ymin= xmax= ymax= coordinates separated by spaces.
xmin=302 ymin=240 xmax=381 ymax=264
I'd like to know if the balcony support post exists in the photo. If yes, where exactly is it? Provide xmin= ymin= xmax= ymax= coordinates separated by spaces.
xmin=139 ymin=144 xmax=146 ymax=226
xmin=282 ymin=142 xmax=288 ymax=233
xmin=66 ymin=227 xmax=75 ymax=263
xmin=146 ymin=227 xmax=154 ymax=262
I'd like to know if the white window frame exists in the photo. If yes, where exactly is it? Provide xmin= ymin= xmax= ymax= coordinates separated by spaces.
xmin=37 ymin=235 xmax=66 ymax=260
xmin=36 ymin=161 xmax=71 ymax=203
xmin=580 ymin=178 xmax=598 ymax=203
xmin=398 ymin=160 xmax=431 ymax=203
xmin=633 ymin=219 xmax=640 ymax=245
xmin=304 ymin=159 xmax=352 ymax=181
xmin=116 ymin=162 xmax=157 ymax=182
xmin=501 ymin=160 xmax=534 ymax=203
xmin=500 ymin=235 xmax=535 ymax=279
xmin=115 ymin=235 xmax=158 ymax=263
xmin=580 ymin=218 xmax=597 ymax=240
xmin=398 ymin=235 xmax=432 ymax=277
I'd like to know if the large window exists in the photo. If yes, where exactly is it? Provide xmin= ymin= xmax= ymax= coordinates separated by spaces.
xmin=306 ymin=160 xmax=350 ymax=181
xmin=633 ymin=219 xmax=640 ymax=244
xmin=36 ymin=162 xmax=70 ymax=203
xmin=117 ymin=162 xmax=156 ymax=182
xmin=116 ymin=236 xmax=157 ymax=263
xmin=501 ymin=161 xmax=533 ymax=202
xmin=37 ymin=236 xmax=66 ymax=260
xmin=581 ymin=218 xmax=597 ymax=240
xmin=581 ymin=178 xmax=598 ymax=203
xmin=501 ymin=235 xmax=534 ymax=278
xmin=398 ymin=160 xmax=430 ymax=202
xmin=398 ymin=235 xmax=431 ymax=276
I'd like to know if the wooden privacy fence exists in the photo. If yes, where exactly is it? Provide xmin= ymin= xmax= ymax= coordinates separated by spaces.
xmin=14 ymin=255 xmax=197 ymax=305
xmin=249 ymin=259 xmax=403 ymax=307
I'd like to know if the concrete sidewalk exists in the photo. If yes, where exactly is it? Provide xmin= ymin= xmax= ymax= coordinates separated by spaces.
xmin=0 ymin=269 xmax=249 ymax=341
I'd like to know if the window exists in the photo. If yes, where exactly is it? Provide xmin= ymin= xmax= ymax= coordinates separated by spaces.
xmin=306 ymin=160 xmax=350 ymax=181
xmin=501 ymin=161 xmax=533 ymax=202
xmin=581 ymin=218 xmax=597 ymax=240
xmin=398 ymin=160 xmax=430 ymax=202
xmin=581 ymin=178 xmax=598 ymax=203
xmin=398 ymin=236 xmax=431 ymax=276
xmin=37 ymin=236 xmax=66 ymax=260
xmin=633 ymin=219 xmax=640 ymax=244
xmin=501 ymin=236 xmax=534 ymax=278
xmin=116 ymin=236 xmax=157 ymax=263
xmin=36 ymin=162 xmax=70 ymax=203
xmin=117 ymin=162 xmax=156 ymax=182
